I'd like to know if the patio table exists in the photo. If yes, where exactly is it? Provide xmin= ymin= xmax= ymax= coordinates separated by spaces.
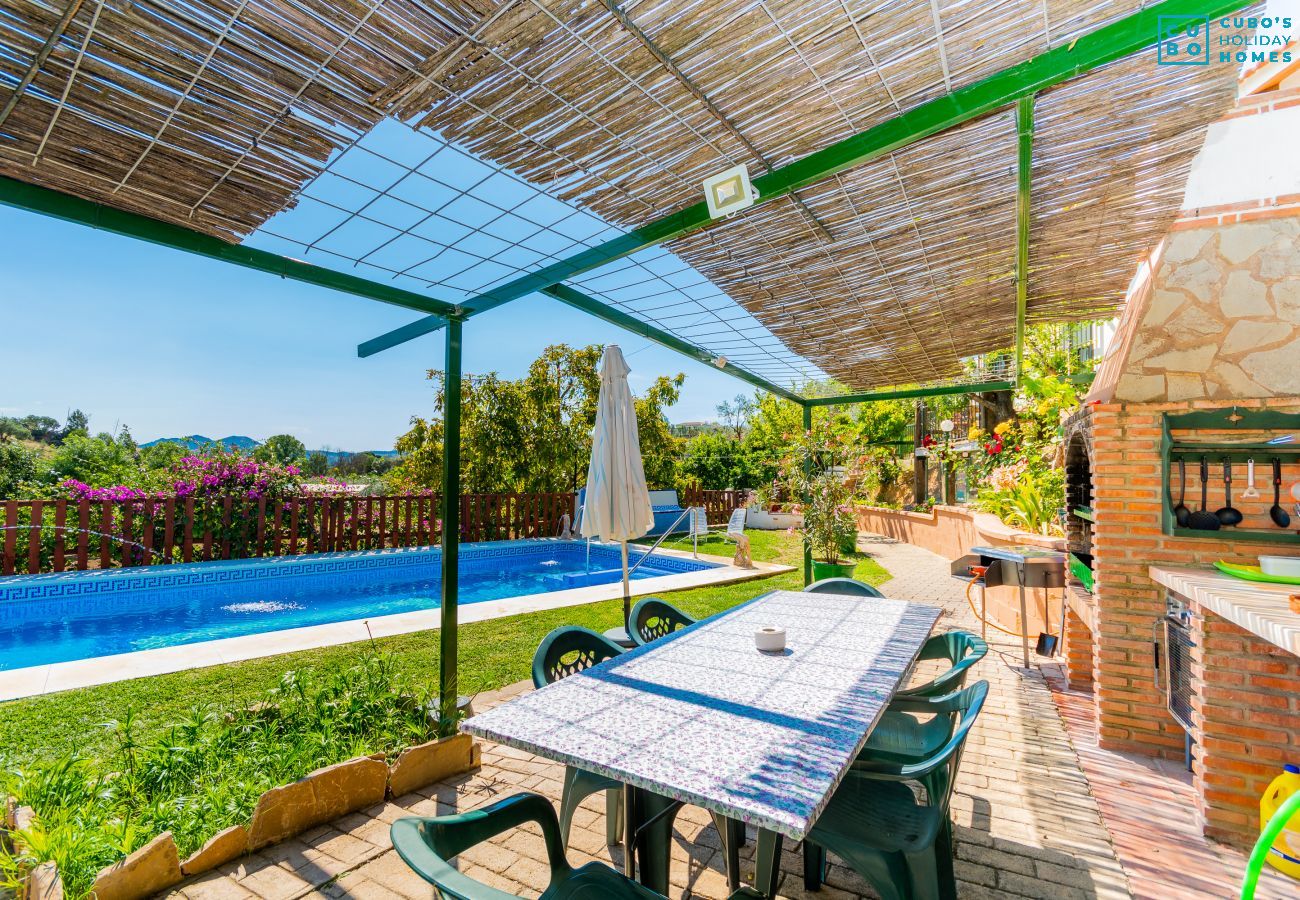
xmin=460 ymin=588 xmax=941 ymax=896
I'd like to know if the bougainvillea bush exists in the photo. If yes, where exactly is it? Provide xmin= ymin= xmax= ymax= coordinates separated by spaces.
xmin=5 ymin=452 xmax=307 ymax=571
xmin=60 ymin=450 xmax=303 ymax=504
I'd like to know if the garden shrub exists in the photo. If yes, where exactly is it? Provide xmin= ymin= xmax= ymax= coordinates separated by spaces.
xmin=0 ymin=653 xmax=435 ymax=898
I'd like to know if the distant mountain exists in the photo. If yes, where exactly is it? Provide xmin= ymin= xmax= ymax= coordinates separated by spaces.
xmin=315 ymin=449 xmax=400 ymax=464
xmin=142 ymin=434 xmax=259 ymax=452
xmin=141 ymin=435 xmax=398 ymax=461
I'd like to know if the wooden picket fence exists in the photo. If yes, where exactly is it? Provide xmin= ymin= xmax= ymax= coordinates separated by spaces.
xmin=1 ymin=493 xmax=569 ymax=576
xmin=681 ymin=488 xmax=748 ymax=525
xmin=0 ymin=490 xmax=745 ymax=576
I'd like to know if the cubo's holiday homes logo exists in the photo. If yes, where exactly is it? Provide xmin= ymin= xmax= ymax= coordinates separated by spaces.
xmin=1157 ymin=14 xmax=1294 ymax=66
xmin=1158 ymin=15 xmax=1210 ymax=65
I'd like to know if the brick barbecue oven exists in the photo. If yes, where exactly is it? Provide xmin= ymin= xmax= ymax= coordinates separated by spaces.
xmin=1061 ymin=79 xmax=1300 ymax=848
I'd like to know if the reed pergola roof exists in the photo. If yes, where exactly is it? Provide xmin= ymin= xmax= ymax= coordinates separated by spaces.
xmin=0 ymin=0 xmax=1246 ymax=393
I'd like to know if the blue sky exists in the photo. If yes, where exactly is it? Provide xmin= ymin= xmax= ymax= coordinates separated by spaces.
xmin=0 ymin=205 xmax=751 ymax=451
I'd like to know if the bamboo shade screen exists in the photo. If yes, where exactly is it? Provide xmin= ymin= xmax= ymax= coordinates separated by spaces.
xmin=0 ymin=0 xmax=1248 ymax=390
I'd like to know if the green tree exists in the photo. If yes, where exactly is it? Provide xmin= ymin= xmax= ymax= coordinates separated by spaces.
xmin=0 ymin=443 xmax=38 ymax=496
xmin=21 ymin=415 xmax=60 ymax=443
xmin=519 ymin=344 xmax=602 ymax=492
xmin=636 ymin=373 xmax=685 ymax=489
xmin=45 ymin=433 xmax=145 ymax=489
xmin=335 ymin=452 xmax=395 ymax=477
xmin=679 ymin=430 xmax=747 ymax=489
xmin=303 ymin=451 xmax=330 ymax=476
xmin=0 ymin=418 xmax=31 ymax=443
xmin=391 ymin=344 xmax=685 ymax=493
xmin=62 ymin=409 xmax=89 ymax=440
xmin=715 ymin=394 xmax=754 ymax=441
xmin=255 ymin=434 xmax=307 ymax=466
xmin=139 ymin=440 xmax=187 ymax=472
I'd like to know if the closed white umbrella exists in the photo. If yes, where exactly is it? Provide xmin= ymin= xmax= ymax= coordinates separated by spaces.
xmin=581 ymin=345 xmax=654 ymax=628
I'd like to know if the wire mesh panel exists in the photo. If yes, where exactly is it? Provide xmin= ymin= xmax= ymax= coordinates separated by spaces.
xmin=246 ymin=117 xmax=826 ymax=389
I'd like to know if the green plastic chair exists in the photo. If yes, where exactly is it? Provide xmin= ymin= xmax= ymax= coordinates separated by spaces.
xmin=629 ymin=597 xmax=697 ymax=645
xmin=391 ymin=792 xmax=765 ymax=900
xmin=853 ymin=693 xmax=962 ymax=793
xmin=804 ymin=577 xmax=884 ymax=597
xmin=532 ymin=626 xmax=626 ymax=847
xmin=804 ymin=681 xmax=989 ymax=900
xmin=894 ymin=631 xmax=987 ymax=701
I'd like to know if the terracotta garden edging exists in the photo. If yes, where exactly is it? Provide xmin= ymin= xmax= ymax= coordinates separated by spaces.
xmin=3 ymin=802 xmax=63 ymax=900
xmin=179 ymin=825 xmax=249 ymax=877
xmin=91 ymin=832 xmax=182 ymax=900
xmin=247 ymin=755 xmax=390 ymax=850
xmin=26 ymin=861 xmax=62 ymax=900
xmin=8 ymin=735 xmax=480 ymax=900
xmin=388 ymin=732 xmax=479 ymax=798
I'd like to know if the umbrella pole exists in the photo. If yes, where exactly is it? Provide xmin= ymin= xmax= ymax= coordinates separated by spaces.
xmin=621 ymin=540 xmax=631 ymax=627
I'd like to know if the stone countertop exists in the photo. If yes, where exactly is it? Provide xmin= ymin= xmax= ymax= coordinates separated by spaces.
xmin=1150 ymin=565 xmax=1300 ymax=657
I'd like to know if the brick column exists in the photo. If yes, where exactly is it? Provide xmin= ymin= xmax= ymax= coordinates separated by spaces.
xmin=1064 ymin=606 xmax=1094 ymax=693
xmin=1191 ymin=610 xmax=1300 ymax=847
xmin=1089 ymin=404 xmax=1187 ymax=758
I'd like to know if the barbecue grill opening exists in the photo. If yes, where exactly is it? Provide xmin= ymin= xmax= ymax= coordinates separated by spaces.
xmin=1154 ymin=594 xmax=1196 ymax=768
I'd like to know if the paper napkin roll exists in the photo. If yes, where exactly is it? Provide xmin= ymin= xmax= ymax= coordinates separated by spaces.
xmin=754 ymin=626 xmax=786 ymax=652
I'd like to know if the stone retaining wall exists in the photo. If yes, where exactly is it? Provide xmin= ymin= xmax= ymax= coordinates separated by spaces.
xmin=856 ymin=504 xmax=1066 ymax=636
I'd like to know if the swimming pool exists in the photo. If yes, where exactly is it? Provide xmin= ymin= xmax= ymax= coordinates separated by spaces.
xmin=0 ymin=540 xmax=717 ymax=671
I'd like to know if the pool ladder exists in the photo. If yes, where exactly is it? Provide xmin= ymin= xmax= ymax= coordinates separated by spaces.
xmin=627 ymin=506 xmax=702 ymax=574
xmin=566 ymin=504 xmax=700 ymax=573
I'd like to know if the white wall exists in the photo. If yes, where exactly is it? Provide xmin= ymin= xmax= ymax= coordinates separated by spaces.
xmin=1182 ymin=103 xmax=1300 ymax=208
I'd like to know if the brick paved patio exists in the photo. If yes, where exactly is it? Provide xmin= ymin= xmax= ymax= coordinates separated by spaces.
xmin=163 ymin=536 xmax=1292 ymax=899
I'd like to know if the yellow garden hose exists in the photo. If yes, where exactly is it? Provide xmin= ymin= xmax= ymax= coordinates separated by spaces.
xmin=966 ymin=577 xmax=1032 ymax=638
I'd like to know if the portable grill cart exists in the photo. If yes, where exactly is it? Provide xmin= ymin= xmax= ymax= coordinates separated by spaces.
xmin=966 ymin=544 xmax=1066 ymax=667
xmin=949 ymin=552 xmax=1004 ymax=642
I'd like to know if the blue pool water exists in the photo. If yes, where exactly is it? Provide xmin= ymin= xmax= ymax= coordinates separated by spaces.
xmin=0 ymin=540 xmax=715 ymax=670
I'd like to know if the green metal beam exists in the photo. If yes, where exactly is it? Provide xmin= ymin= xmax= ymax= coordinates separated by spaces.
xmin=360 ymin=0 xmax=1249 ymax=356
xmin=1014 ymin=95 xmax=1034 ymax=384
xmin=801 ymin=402 xmax=813 ymax=588
xmin=0 ymin=175 xmax=459 ymax=321
xmin=804 ymin=380 xmax=1014 ymax=408
xmin=540 ymin=283 xmax=805 ymax=403
xmin=439 ymin=317 xmax=463 ymax=731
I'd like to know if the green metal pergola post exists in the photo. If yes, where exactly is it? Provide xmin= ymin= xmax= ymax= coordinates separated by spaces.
xmin=802 ymin=402 xmax=813 ymax=587
xmin=439 ymin=317 xmax=463 ymax=732
xmin=1014 ymin=95 xmax=1034 ymax=384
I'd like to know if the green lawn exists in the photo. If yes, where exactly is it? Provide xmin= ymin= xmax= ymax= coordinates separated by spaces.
xmin=0 ymin=531 xmax=890 ymax=762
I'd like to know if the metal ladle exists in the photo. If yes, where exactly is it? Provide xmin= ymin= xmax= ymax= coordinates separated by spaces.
xmin=1173 ymin=458 xmax=1191 ymax=527
xmin=1270 ymin=458 xmax=1291 ymax=528
xmin=1188 ymin=457 xmax=1222 ymax=531
xmin=1215 ymin=459 xmax=1243 ymax=527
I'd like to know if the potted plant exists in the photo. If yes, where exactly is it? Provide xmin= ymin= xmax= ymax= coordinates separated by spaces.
xmin=801 ymin=471 xmax=859 ymax=580
xmin=781 ymin=428 xmax=858 ymax=580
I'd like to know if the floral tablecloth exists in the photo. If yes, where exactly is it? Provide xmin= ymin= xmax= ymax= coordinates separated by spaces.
xmin=461 ymin=589 xmax=941 ymax=839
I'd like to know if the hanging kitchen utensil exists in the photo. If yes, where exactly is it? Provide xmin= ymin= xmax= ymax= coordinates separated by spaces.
xmin=1216 ymin=459 xmax=1243 ymax=526
xmin=1241 ymin=458 xmax=1261 ymax=500
xmin=1188 ymin=457 xmax=1222 ymax=531
xmin=1270 ymin=459 xmax=1291 ymax=528
xmin=1173 ymin=458 xmax=1191 ymax=527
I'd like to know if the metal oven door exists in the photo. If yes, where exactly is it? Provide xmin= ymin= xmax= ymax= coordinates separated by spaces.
xmin=1163 ymin=605 xmax=1195 ymax=733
